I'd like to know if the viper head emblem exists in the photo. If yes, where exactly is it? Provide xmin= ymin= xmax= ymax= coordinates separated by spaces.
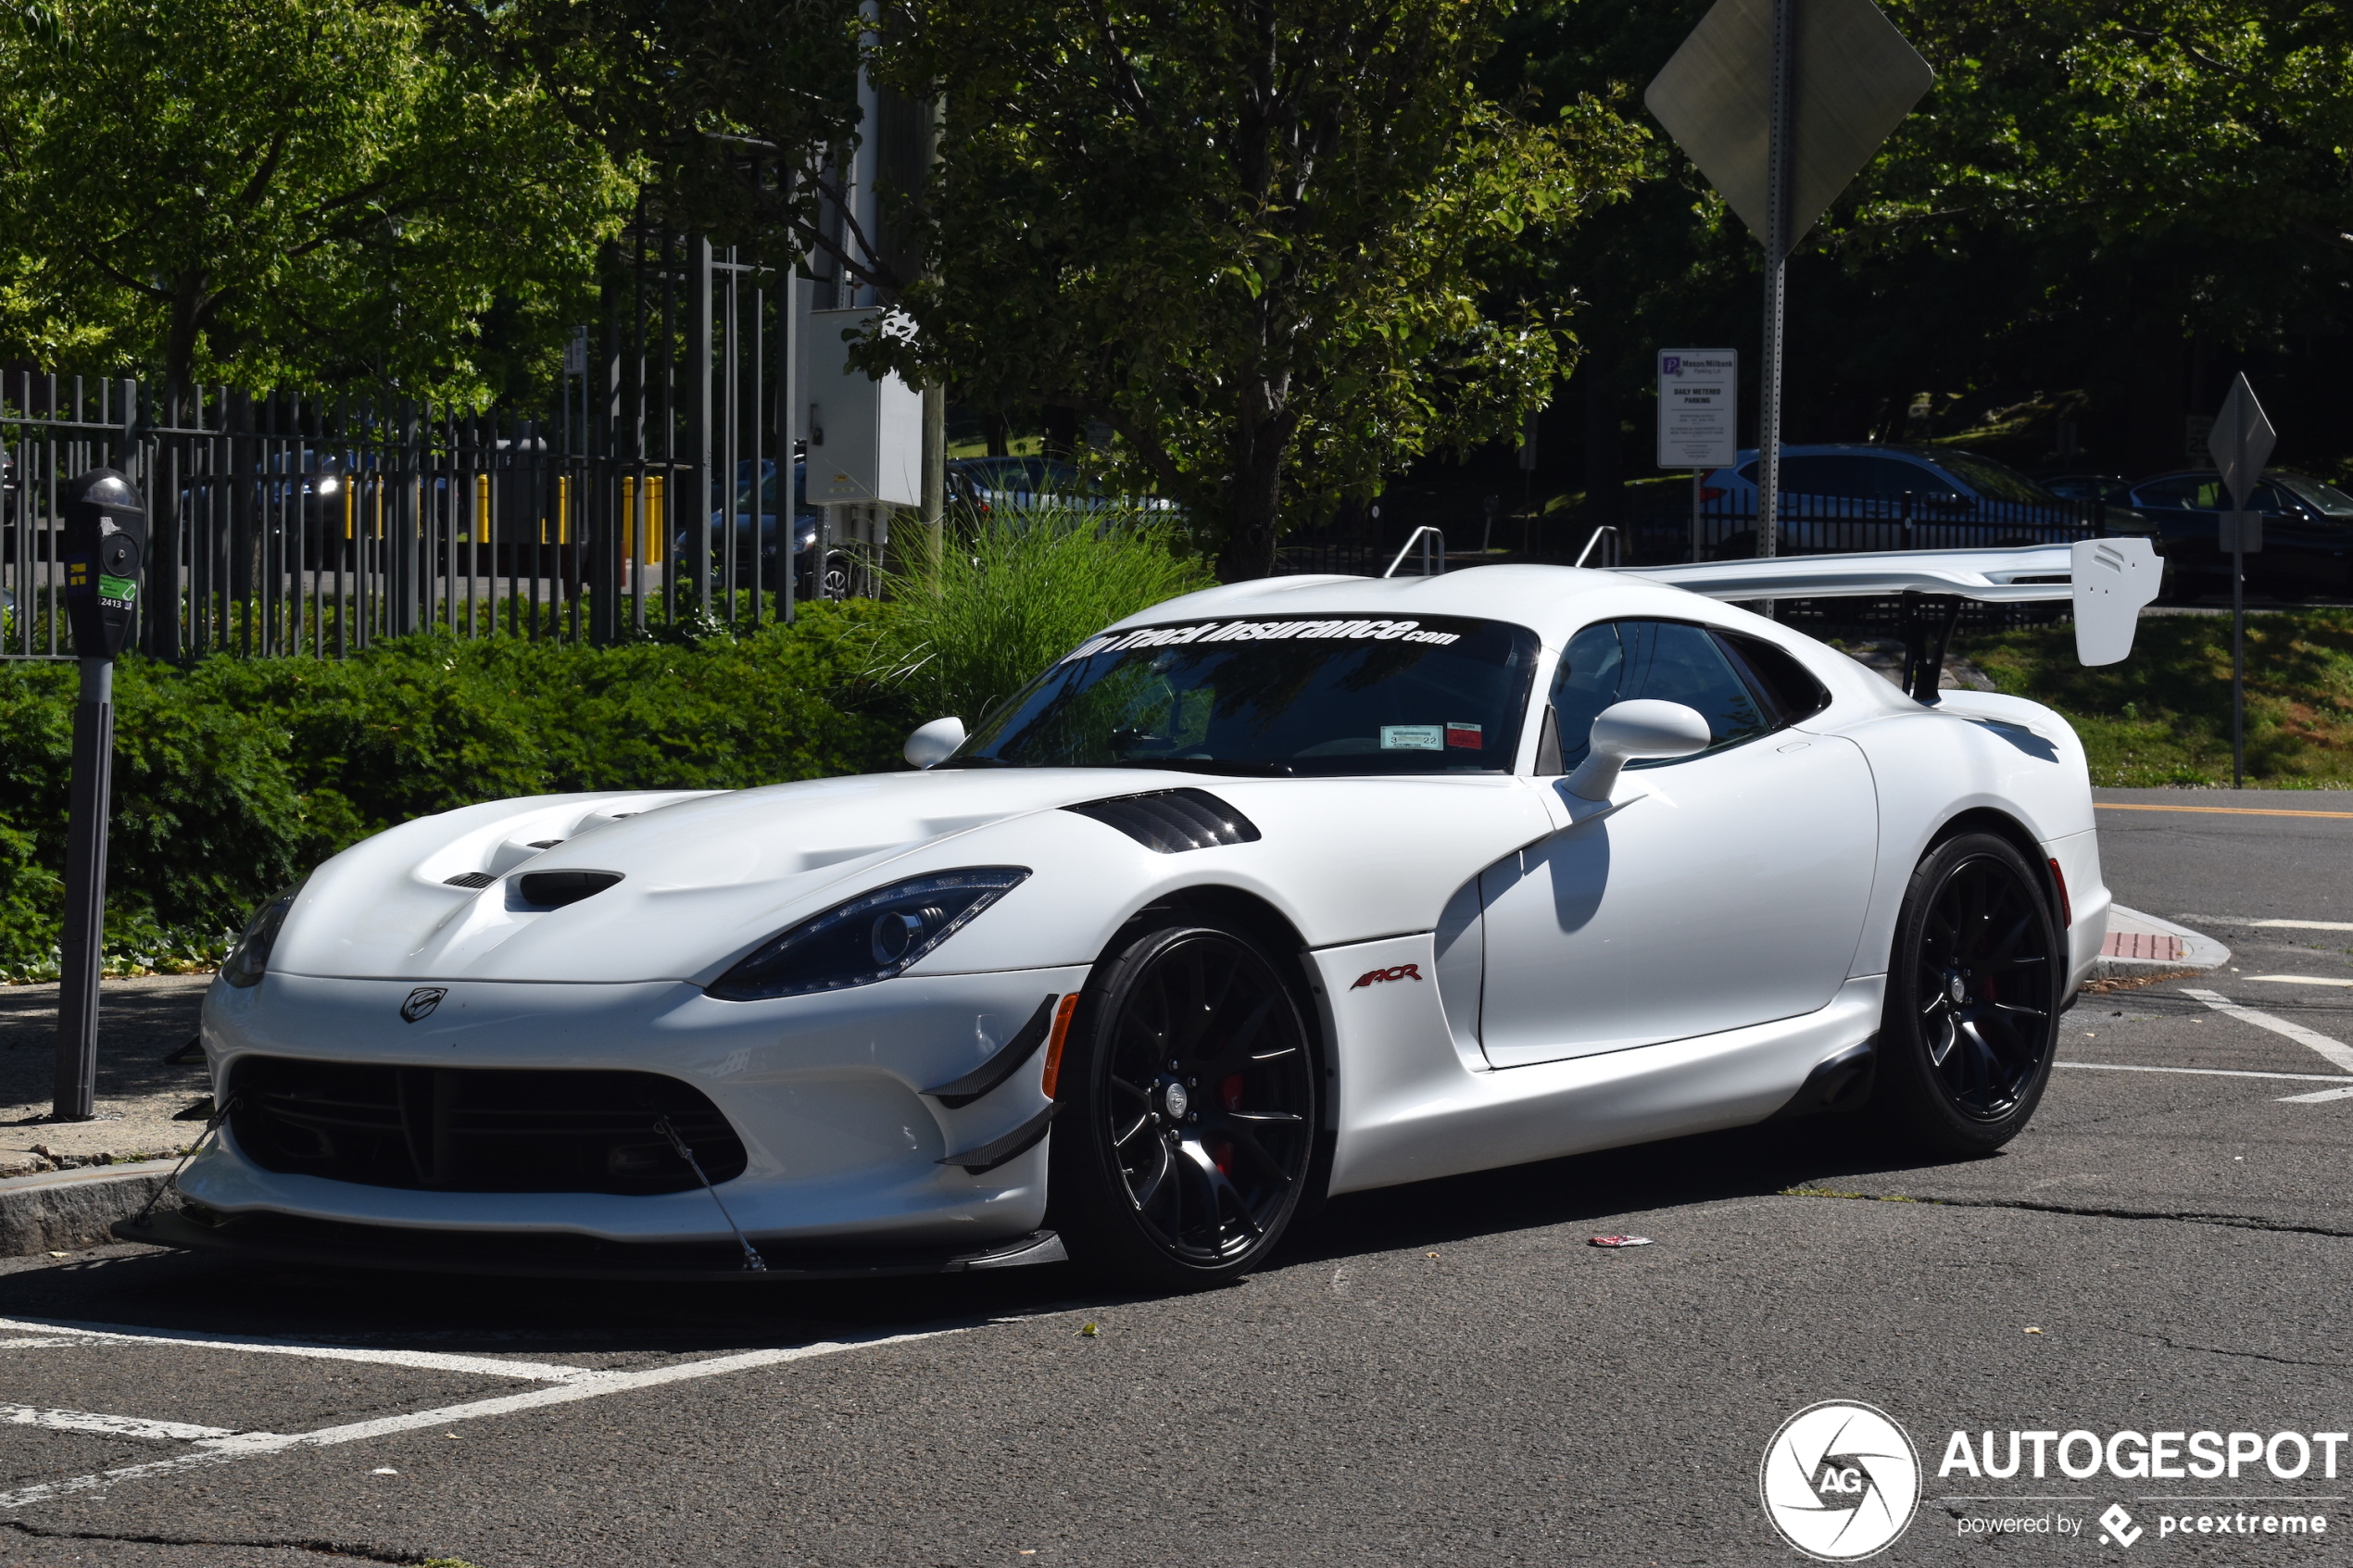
xmin=400 ymin=986 xmax=447 ymax=1023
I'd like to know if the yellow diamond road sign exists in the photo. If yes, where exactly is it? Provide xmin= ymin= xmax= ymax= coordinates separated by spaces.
xmin=1643 ymin=0 xmax=1934 ymax=255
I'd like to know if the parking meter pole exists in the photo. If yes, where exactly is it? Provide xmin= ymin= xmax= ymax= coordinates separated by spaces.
xmin=49 ymin=467 xmax=147 ymax=1123
xmin=51 ymin=659 xmax=113 ymax=1121
xmin=2232 ymin=538 xmax=2246 ymax=788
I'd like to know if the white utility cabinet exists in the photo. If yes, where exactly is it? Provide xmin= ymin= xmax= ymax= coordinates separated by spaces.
xmin=805 ymin=307 xmax=920 ymax=507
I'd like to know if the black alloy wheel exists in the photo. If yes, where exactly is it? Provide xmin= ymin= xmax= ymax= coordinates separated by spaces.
xmin=1050 ymin=916 xmax=1320 ymax=1286
xmin=1875 ymin=833 xmax=2062 ymax=1154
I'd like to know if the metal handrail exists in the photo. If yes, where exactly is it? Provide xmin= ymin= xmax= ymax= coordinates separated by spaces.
xmin=1382 ymin=525 xmax=1447 ymax=578
xmin=1575 ymin=525 xmax=1620 ymax=568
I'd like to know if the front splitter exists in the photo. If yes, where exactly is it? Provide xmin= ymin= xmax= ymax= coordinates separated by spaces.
xmin=116 ymin=1206 xmax=1068 ymax=1282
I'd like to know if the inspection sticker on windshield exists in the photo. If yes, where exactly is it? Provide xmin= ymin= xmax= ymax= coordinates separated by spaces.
xmin=1444 ymin=722 xmax=1482 ymax=749
xmin=1381 ymin=725 xmax=1444 ymax=750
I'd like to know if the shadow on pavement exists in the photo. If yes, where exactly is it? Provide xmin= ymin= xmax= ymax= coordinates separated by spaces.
xmin=0 ymin=1110 xmax=1984 ymax=1353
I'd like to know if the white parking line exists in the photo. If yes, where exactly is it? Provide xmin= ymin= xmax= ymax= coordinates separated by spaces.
xmin=2279 ymin=1085 xmax=2353 ymax=1105
xmin=2056 ymin=1062 xmax=2353 ymax=1083
xmin=2180 ymin=990 xmax=2353 ymax=1073
xmin=2 ymin=1405 xmax=233 ymax=1442
xmin=0 ymin=1323 xmax=981 ymax=1512
xmin=2245 ymin=974 xmax=2353 ymax=987
xmin=2179 ymin=915 xmax=2353 ymax=933
xmin=0 ymin=1316 xmax=591 ymax=1382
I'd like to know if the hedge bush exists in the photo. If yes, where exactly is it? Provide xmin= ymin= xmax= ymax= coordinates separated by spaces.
xmin=0 ymin=601 xmax=906 ymax=981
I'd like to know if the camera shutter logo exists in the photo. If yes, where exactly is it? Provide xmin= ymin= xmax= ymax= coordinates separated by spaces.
xmin=1759 ymin=1400 xmax=1921 ymax=1561
xmin=400 ymin=987 xmax=447 ymax=1023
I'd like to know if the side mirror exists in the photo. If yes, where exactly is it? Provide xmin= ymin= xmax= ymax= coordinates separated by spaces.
xmin=1564 ymin=700 xmax=1711 ymax=801
xmin=903 ymin=716 xmax=968 ymax=770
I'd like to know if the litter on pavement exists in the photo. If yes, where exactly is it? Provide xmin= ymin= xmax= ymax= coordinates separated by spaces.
xmin=1588 ymin=1236 xmax=1654 ymax=1248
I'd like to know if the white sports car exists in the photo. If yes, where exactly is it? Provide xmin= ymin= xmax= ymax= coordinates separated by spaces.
xmin=130 ymin=541 xmax=2161 ymax=1286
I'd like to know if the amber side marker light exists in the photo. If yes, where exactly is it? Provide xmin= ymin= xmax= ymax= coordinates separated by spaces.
xmin=1039 ymin=994 xmax=1081 ymax=1098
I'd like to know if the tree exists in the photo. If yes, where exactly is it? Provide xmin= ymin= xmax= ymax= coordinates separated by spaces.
xmin=424 ymin=0 xmax=880 ymax=282
xmin=1490 ymin=0 xmax=2353 ymax=491
xmin=0 ymin=0 xmax=634 ymax=402
xmin=864 ymin=0 xmax=1642 ymax=580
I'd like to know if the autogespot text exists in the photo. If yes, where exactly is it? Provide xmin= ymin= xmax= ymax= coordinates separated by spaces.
xmin=1939 ymin=1428 xmax=2349 ymax=1481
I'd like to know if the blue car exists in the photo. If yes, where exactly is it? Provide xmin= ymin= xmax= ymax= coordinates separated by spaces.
xmin=1685 ymin=444 xmax=2118 ymax=558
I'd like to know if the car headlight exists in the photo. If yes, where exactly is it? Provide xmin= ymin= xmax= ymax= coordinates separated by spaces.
xmin=220 ymin=878 xmax=307 ymax=989
xmin=706 ymin=867 xmax=1030 ymax=1001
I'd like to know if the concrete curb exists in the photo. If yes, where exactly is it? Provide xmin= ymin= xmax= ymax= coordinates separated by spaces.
xmin=0 ymin=1157 xmax=181 ymax=1256
xmin=2095 ymin=905 xmax=2231 ymax=983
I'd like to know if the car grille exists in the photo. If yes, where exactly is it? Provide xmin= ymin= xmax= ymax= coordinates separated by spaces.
xmin=226 ymin=1058 xmax=747 ymax=1195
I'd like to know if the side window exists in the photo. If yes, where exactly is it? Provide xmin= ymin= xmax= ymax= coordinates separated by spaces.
xmin=1717 ymin=633 xmax=1830 ymax=721
xmin=1869 ymin=458 xmax=1959 ymax=501
xmin=1780 ymin=455 xmax=1874 ymax=498
xmin=1548 ymin=621 xmax=1776 ymax=770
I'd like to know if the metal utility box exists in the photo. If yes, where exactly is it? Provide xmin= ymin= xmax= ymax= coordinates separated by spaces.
xmin=805 ymin=307 xmax=921 ymax=507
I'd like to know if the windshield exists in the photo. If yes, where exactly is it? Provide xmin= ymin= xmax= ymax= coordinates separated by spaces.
xmin=1931 ymin=451 xmax=2052 ymax=504
xmin=948 ymin=614 xmax=1541 ymax=775
xmin=2273 ymin=473 xmax=2353 ymax=518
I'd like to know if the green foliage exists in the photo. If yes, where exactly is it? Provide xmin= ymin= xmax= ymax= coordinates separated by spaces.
xmin=1968 ymin=610 xmax=2353 ymax=787
xmin=0 ymin=0 xmax=635 ymax=398
xmin=866 ymin=506 xmax=1215 ymax=726
xmin=0 ymin=602 xmax=903 ymax=982
xmin=865 ymin=0 xmax=1643 ymax=579
xmin=427 ymin=0 xmax=864 ymax=271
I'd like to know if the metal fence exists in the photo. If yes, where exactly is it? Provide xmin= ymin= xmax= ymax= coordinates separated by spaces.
xmin=1 ymin=238 xmax=795 ymax=661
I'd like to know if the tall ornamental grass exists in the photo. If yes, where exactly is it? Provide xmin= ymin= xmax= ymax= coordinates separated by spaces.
xmin=869 ymin=504 xmax=1214 ymax=728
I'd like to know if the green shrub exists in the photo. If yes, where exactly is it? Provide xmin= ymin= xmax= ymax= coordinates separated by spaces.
xmin=866 ymin=503 xmax=1215 ymax=728
xmin=1967 ymin=608 xmax=2353 ymax=787
xmin=0 ymin=601 xmax=905 ymax=981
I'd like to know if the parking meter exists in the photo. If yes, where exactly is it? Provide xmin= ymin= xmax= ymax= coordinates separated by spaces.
xmin=60 ymin=468 xmax=146 ymax=659
xmin=52 ymin=468 xmax=145 ymax=1122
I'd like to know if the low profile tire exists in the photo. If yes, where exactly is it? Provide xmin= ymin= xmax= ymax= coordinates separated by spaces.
xmin=1874 ymin=833 xmax=2062 ymax=1156
xmin=1049 ymin=916 xmax=1321 ymax=1288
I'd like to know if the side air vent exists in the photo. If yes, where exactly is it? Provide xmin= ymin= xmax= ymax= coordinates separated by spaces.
xmin=517 ymin=870 xmax=623 ymax=909
xmin=444 ymin=872 xmax=497 ymax=889
xmin=528 ymin=839 xmax=564 ymax=849
xmin=1063 ymin=788 xmax=1261 ymax=854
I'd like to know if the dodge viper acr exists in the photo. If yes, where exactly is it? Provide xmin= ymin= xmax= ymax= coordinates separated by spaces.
xmin=128 ymin=541 xmax=2162 ymax=1286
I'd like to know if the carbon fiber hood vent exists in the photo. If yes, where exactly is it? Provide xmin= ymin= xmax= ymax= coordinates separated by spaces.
xmin=1063 ymin=787 xmax=1262 ymax=853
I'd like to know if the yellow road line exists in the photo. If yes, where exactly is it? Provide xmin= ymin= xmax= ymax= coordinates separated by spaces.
xmin=2095 ymin=802 xmax=2353 ymax=821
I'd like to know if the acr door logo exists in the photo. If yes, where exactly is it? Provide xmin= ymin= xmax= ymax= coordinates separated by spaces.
xmin=1350 ymin=963 xmax=1423 ymax=989
xmin=399 ymin=986 xmax=447 ymax=1022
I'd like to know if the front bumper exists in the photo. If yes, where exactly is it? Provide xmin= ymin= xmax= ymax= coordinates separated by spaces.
xmin=182 ymin=965 xmax=1090 ymax=1250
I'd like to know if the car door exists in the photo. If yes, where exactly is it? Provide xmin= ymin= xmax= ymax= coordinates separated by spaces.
xmin=1476 ymin=620 xmax=1879 ymax=1069
xmin=2240 ymin=483 xmax=2352 ymax=597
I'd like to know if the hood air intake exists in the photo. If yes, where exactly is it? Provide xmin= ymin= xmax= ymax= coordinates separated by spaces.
xmin=1064 ymin=788 xmax=1261 ymax=853
xmin=518 ymin=870 xmax=623 ymax=909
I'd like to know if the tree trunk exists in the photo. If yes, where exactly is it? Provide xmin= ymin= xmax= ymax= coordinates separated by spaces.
xmin=1217 ymin=416 xmax=1286 ymax=582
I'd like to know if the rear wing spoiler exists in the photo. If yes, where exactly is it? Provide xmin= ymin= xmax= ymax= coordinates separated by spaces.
xmin=1614 ymin=539 xmax=2161 ymax=670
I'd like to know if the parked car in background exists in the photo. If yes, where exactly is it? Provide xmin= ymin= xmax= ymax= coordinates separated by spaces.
xmin=1687 ymin=445 xmax=2125 ymax=558
xmin=681 ymin=459 xmax=832 ymax=598
xmin=2038 ymin=473 xmax=2128 ymax=503
xmin=2107 ymin=470 xmax=2353 ymax=600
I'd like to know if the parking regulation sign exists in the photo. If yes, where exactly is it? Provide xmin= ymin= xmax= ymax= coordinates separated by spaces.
xmin=1658 ymin=348 xmax=1739 ymax=470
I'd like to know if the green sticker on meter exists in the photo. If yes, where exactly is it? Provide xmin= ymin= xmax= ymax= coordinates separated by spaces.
xmin=98 ymin=574 xmax=137 ymax=604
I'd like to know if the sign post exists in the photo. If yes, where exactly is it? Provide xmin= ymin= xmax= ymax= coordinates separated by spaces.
xmin=2208 ymin=373 xmax=2274 ymax=789
xmin=1644 ymin=0 xmax=1934 ymax=597
xmin=1657 ymin=349 xmax=1739 ymax=562
xmin=51 ymin=469 xmax=146 ymax=1123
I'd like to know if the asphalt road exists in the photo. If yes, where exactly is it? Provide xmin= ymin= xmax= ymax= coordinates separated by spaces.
xmin=4 ymin=791 xmax=2352 ymax=1566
